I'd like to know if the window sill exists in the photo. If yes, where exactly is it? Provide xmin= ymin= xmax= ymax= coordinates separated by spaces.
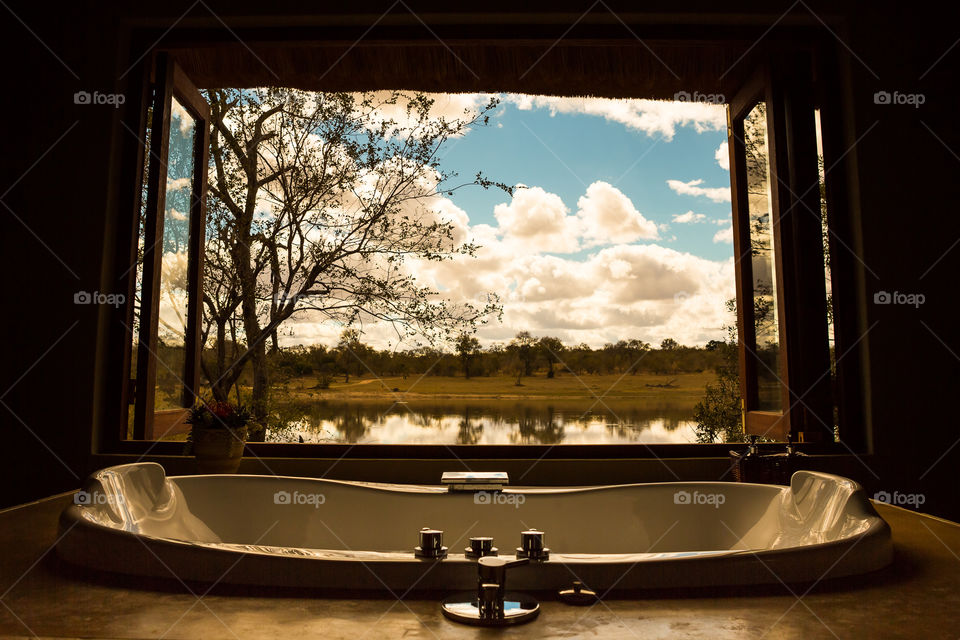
xmin=90 ymin=447 xmax=868 ymax=486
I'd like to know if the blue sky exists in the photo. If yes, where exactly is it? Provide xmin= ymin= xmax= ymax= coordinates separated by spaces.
xmin=439 ymin=98 xmax=734 ymax=262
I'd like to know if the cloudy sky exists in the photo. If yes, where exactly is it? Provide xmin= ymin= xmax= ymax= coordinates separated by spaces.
xmin=283 ymin=94 xmax=736 ymax=350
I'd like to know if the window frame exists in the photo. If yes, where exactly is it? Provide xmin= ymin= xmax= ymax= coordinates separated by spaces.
xmin=128 ymin=53 xmax=210 ymax=441
xmin=728 ymin=53 xmax=839 ymax=444
xmin=105 ymin=32 xmax=865 ymax=460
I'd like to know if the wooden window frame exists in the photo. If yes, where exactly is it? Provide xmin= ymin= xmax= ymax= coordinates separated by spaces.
xmin=129 ymin=53 xmax=210 ymax=440
xmin=727 ymin=52 xmax=835 ymax=443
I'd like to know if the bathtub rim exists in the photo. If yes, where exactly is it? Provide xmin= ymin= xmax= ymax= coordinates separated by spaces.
xmin=58 ymin=462 xmax=892 ymax=564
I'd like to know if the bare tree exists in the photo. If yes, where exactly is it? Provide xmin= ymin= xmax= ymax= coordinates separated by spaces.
xmin=202 ymin=89 xmax=506 ymax=424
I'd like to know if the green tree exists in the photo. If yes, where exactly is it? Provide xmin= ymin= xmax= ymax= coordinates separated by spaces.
xmin=509 ymin=331 xmax=538 ymax=382
xmin=336 ymin=329 xmax=368 ymax=383
xmin=537 ymin=336 xmax=565 ymax=378
xmin=660 ymin=338 xmax=680 ymax=350
xmin=693 ymin=300 xmax=744 ymax=443
xmin=455 ymin=332 xmax=481 ymax=379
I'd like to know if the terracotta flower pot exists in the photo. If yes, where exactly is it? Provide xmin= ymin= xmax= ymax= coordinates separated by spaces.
xmin=192 ymin=427 xmax=247 ymax=474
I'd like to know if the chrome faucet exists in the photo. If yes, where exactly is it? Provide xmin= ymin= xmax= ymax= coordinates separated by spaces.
xmin=477 ymin=556 xmax=528 ymax=618
xmin=441 ymin=556 xmax=540 ymax=626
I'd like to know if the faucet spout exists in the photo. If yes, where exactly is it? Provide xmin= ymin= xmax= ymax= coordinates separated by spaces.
xmin=441 ymin=555 xmax=539 ymax=626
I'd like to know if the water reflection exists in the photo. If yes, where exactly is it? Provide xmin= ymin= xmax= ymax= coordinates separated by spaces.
xmin=266 ymin=400 xmax=698 ymax=445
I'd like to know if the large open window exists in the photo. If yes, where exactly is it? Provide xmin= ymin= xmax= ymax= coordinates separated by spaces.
xmin=108 ymin=31 xmax=863 ymax=460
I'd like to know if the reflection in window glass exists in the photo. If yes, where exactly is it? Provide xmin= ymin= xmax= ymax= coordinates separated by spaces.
xmin=155 ymin=97 xmax=196 ymax=411
xmin=743 ymin=103 xmax=783 ymax=411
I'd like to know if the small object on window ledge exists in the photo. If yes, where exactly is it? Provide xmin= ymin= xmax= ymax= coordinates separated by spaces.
xmin=730 ymin=434 xmax=807 ymax=484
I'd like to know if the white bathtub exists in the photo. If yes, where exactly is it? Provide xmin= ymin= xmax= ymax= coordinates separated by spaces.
xmin=56 ymin=462 xmax=892 ymax=591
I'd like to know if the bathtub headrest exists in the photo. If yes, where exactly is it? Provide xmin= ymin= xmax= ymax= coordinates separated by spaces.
xmin=790 ymin=470 xmax=877 ymax=538
xmin=79 ymin=462 xmax=172 ymax=529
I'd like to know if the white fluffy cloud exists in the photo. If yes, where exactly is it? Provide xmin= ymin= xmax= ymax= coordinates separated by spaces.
xmin=576 ymin=181 xmax=659 ymax=245
xmin=666 ymin=179 xmax=731 ymax=203
xmin=506 ymin=95 xmax=726 ymax=141
xmin=715 ymin=141 xmax=730 ymax=170
xmin=489 ymin=181 xmax=659 ymax=253
xmin=672 ymin=210 xmax=706 ymax=224
xmin=493 ymin=186 xmax=580 ymax=253
xmin=713 ymin=225 xmax=734 ymax=244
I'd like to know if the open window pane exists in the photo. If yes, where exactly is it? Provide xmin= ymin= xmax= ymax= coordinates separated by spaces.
xmin=154 ymin=96 xmax=197 ymax=412
xmin=743 ymin=103 xmax=783 ymax=412
xmin=129 ymin=56 xmax=209 ymax=440
xmin=127 ymin=99 xmax=154 ymax=438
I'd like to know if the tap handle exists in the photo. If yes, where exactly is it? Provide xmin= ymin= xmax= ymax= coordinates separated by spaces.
xmin=479 ymin=556 xmax=529 ymax=569
xmin=477 ymin=555 xmax=529 ymax=585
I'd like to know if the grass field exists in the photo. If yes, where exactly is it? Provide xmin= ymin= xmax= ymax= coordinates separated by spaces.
xmin=273 ymin=372 xmax=717 ymax=405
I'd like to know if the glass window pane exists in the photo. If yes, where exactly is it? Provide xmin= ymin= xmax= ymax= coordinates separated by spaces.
xmin=743 ymin=103 xmax=783 ymax=411
xmin=815 ymin=109 xmax=839 ymax=440
xmin=128 ymin=98 xmax=153 ymax=438
xmin=155 ymin=96 xmax=197 ymax=411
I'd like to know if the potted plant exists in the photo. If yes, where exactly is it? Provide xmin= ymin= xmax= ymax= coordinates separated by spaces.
xmin=186 ymin=401 xmax=250 ymax=473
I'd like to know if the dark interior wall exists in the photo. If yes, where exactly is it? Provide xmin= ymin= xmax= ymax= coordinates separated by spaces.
xmin=843 ymin=4 xmax=960 ymax=520
xmin=2 ymin=1 xmax=108 ymax=505
xmin=1 ymin=1 xmax=958 ymax=519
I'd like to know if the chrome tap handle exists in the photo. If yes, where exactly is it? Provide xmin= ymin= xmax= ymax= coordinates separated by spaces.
xmin=477 ymin=555 xmax=529 ymax=584
xmin=475 ymin=556 xmax=529 ymax=619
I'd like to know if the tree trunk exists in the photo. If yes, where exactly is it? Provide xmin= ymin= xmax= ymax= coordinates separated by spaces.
xmin=211 ymin=319 xmax=229 ymax=402
xmin=248 ymin=339 xmax=269 ymax=440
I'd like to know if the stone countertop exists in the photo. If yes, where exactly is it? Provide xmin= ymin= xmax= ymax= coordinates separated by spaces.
xmin=0 ymin=493 xmax=958 ymax=639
